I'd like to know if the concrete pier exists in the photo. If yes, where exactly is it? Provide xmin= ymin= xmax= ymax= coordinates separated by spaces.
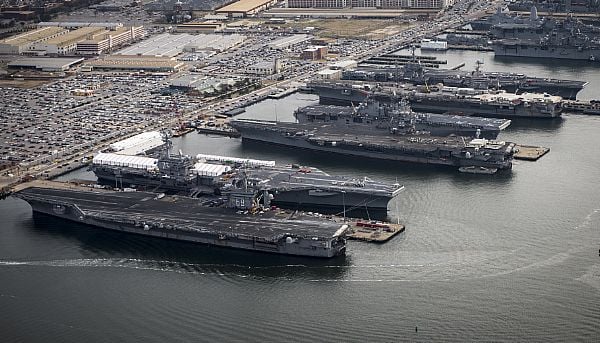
xmin=514 ymin=145 xmax=550 ymax=161
xmin=346 ymin=221 xmax=405 ymax=243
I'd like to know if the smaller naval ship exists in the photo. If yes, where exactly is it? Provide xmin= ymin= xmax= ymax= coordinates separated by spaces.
xmin=491 ymin=7 xmax=600 ymax=61
xmin=507 ymin=0 xmax=600 ymax=15
xmin=294 ymin=98 xmax=511 ymax=139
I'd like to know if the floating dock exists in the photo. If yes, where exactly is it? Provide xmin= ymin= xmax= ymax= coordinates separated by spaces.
xmin=514 ymin=145 xmax=550 ymax=161
xmin=346 ymin=220 xmax=405 ymax=243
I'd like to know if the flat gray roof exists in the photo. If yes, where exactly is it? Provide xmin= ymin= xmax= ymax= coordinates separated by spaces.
xmin=116 ymin=33 xmax=245 ymax=57
xmin=7 ymin=57 xmax=84 ymax=70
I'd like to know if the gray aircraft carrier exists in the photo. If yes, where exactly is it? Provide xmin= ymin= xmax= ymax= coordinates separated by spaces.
xmin=241 ymin=164 xmax=403 ymax=212
xmin=311 ymin=82 xmax=563 ymax=118
xmin=90 ymin=134 xmax=403 ymax=215
xmin=14 ymin=184 xmax=350 ymax=258
xmin=230 ymin=119 xmax=516 ymax=172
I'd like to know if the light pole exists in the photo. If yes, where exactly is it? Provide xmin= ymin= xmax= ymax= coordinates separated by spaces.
xmin=342 ymin=190 xmax=346 ymax=221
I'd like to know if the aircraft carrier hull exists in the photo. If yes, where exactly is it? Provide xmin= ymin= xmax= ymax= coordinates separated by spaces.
xmin=493 ymin=44 xmax=600 ymax=62
xmin=313 ymin=83 xmax=561 ymax=118
xmin=231 ymin=121 xmax=514 ymax=170
xmin=271 ymin=189 xmax=390 ymax=212
xmin=295 ymin=105 xmax=507 ymax=139
xmin=407 ymin=98 xmax=561 ymax=118
xmin=499 ymin=84 xmax=581 ymax=101
xmin=93 ymin=168 xmax=396 ymax=214
xmin=15 ymin=187 xmax=348 ymax=258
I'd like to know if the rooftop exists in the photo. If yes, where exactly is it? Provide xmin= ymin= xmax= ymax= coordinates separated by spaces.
xmin=85 ymin=55 xmax=184 ymax=70
xmin=0 ymin=27 xmax=67 ymax=47
xmin=216 ymin=0 xmax=274 ymax=13
xmin=116 ymin=33 xmax=245 ymax=57
xmin=7 ymin=57 xmax=84 ymax=71
xmin=44 ymin=27 xmax=106 ymax=47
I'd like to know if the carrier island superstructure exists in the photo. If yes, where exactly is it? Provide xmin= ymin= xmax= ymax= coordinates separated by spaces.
xmin=294 ymin=99 xmax=511 ymax=140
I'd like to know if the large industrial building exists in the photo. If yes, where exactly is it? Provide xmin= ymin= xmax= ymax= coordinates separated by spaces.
xmin=0 ymin=25 xmax=143 ymax=55
xmin=76 ymin=26 xmax=145 ymax=55
xmin=215 ymin=0 xmax=278 ymax=17
xmin=286 ymin=0 xmax=453 ymax=9
xmin=116 ymin=33 xmax=245 ymax=57
xmin=37 ymin=22 xmax=124 ymax=30
xmin=175 ymin=21 xmax=225 ymax=33
xmin=244 ymin=60 xmax=282 ymax=75
xmin=7 ymin=57 xmax=84 ymax=72
xmin=31 ymin=27 xmax=107 ymax=55
xmin=0 ymin=27 xmax=68 ymax=54
xmin=83 ymin=55 xmax=185 ymax=73
xmin=267 ymin=34 xmax=312 ymax=49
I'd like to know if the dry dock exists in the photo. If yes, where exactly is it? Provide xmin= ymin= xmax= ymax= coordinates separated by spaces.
xmin=346 ymin=220 xmax=405 ymax=243
xmin=514 ymin=145 xmax=550 ymax=161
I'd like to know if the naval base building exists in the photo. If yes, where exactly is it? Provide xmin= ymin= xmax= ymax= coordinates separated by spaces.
xmin=286 ymin=0 xmax=454 ymax=9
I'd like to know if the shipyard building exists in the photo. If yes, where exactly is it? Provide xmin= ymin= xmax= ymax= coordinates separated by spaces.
xmin=116 ymin=33 xmax=245 ymax=57
xmin=83 ymin=55 xmax=185 ymax=72
xmin=76 ymin=26 xmax=145 ymax=55
xmin=215 ymin=0 xmax=278 ymax=17
xmin=0 ymin=27 xmax=68 ymax=54
xmin=286 ymin=0 xmax=454 ymax=9
xmin=0 ymin=24 xmax=143 ymax=55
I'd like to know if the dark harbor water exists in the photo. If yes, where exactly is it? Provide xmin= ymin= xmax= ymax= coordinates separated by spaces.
xmin=2 ymin=52 xmax=600 ymax=342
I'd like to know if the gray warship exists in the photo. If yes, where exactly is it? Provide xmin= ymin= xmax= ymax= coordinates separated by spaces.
xmin=491 ymin=7 xmax=600 ymax=61
xmin=507 ymin=0 xmax=600 ymax=14
xmin=469 ymin=6 xmax=520 ymax=31
xmin=294 ymin=99 xmax=511 ymax=139
xmin=341 ymin=60 xmax=586 ymax=100
xmin=14 ymin=183 xmax=350 ymax=258
xmin=91 ymin=134 xmax=403 ymax=214
xmin=311 ymin=82 xmax=563 ymax=118
xmin=230 ymin=119 xmax=516 ymax=172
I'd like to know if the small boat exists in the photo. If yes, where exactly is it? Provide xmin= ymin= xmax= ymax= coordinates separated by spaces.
xmin=458 ymin=166 xmax=498 ymax=174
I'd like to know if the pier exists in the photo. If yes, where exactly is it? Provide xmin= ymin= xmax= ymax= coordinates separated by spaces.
xmin=563 ymin=100 xmax=600 ymax=115
xmin=346 ymin=220 xmax=405 ymax=242
xmin=514 ymin=145 xmax=550 ymax=161
xmin=268 ymin=87 xmax=298 ymax=99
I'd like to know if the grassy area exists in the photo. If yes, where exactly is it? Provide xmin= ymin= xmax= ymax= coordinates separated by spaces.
xmin=0 ymin=79 xmax=53 ymax=89
xmin=283 ymin=19 xmax=411 ymax=39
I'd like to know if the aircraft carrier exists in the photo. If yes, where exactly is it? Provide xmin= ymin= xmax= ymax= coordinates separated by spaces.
xmin=294 ymin=99 xmax=511 ymax=139
xmin=14 ymin=184 xmax=349 ymax=258
xmin=340 ymin=61 xmax=586 ymax=100
xmin=91 ymin=135 xmax=403 ymax=214
xmin=230 ymin=119 xmax=516 ymax=172
xmin=311 ymin=82 xmax=563 ymax=118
